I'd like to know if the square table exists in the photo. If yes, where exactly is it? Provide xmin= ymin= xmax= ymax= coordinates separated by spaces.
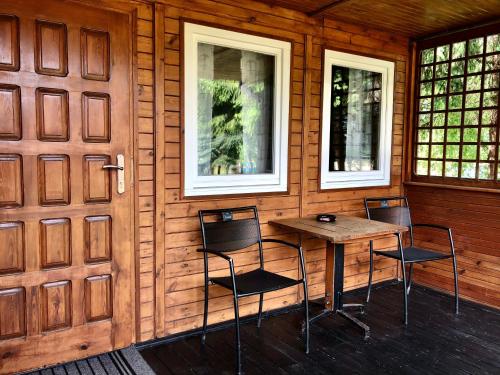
xmin=270 ymin=214 xmax=408 ymax=339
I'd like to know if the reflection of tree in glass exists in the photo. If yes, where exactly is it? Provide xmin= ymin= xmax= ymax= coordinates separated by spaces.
xmin=198 ymin=79 xmax=243 ymax=176
xmin=197 ymin=78 xmax=271 ymax=175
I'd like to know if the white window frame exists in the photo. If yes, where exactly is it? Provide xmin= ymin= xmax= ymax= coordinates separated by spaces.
xmin=320 ymin=50 xmax=395 ymax=190
xmin=183 ymin=23 xmax=291 ymax=197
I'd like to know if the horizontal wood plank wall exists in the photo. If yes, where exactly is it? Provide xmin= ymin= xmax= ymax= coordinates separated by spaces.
xmin=406 ymin=185 xmax=500 ymax=308
xmin=136 ymin=3 xmax=156 ymax=341
xmin=303 ymin=19 xmax=409 ymax=300
xmin=156 ymin=0 xmax=410 ymax=336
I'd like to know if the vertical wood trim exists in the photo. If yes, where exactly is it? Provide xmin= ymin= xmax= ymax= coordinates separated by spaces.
xmin=153 ymin=3 xmax=166 ymax=339
xmin=131 ymin=9 xmax=141 ymax=342
xmin=300 ymin=34 xmax=313 ymax=219
xmin=403 ymin=40 xmax=417 ymax=183
xmin=298 ymin=34 xmax=313 ymax=302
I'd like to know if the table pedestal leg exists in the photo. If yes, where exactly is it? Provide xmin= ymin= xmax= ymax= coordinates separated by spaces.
xmin=307 ymin=241 xmax=370 ymax=339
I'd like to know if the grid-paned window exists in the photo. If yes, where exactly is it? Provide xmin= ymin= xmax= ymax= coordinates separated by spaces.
xmin=413 ymin=31 xmax=499 ymax=187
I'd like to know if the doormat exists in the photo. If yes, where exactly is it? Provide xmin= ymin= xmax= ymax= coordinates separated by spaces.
xmin=21 ymin=346 xmax=155 ymax=375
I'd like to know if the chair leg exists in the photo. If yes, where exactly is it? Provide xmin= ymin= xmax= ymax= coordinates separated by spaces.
xmin=401 ymin=261 xmax=408 ymax=325
xmin=452 ymin=255 xmax=459 ymax=315
xmin=366 ymin=240 xmax=374 ymax=304
xmin=233 ymin=295 xmax=242 ymax=375
xmin=202 ymin=268 xmax=209 ymax=344
xmin=407 ymin=263 xmax=413 ymax=295
xmin=303 ymin=281 xmax=310 ymax=354
xmin=257 ymin=293 xmax=264 ymax=328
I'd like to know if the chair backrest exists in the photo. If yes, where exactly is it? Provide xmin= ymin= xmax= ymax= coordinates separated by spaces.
xmin=364 ymin=196 xmax=413 ymax=245
xmin=198 ymin=206 xmax=262 ymax=253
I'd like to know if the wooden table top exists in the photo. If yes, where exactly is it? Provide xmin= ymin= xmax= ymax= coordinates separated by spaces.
xmin=270 ymin=215 xmax=408 ymax=243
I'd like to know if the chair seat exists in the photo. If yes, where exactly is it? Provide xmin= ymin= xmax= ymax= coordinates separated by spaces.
xmin=211 ymin=269 xmax=302 ymax=297
xmin=374 ymin=246 xmax=452 ymax=263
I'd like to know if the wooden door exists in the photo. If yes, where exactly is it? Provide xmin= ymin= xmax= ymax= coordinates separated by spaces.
xmin=0 ymin=1 xmax=134 ymax=373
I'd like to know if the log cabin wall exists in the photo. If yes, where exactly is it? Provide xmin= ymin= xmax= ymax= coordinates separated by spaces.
xmin=154 ymin=0 xmax=410 ymax=337
xmin=406 ymin=185 xmax=500 ymax=308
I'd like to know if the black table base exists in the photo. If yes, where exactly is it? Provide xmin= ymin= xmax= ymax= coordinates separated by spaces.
xmin=305 ymin=243 xmax=370 ymax=340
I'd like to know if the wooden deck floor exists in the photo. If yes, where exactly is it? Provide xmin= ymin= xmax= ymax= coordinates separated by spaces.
xmin=139 ymin=283 xmax=500 ymax=374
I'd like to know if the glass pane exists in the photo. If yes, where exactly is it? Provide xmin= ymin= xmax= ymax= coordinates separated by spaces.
xmin=468 ymin=38 xmax=484 ymax=56
xmin=479 ymin=145 xmax=495 ymax=161
xmin=419 ymin=98 xmax=431 ymax=112
xmin=446 ymin=128 xmax=460 ymax=143
xmin=431 ymin=145 xmax=443 ymax=159
xmin=449 ymin=77 xmax=464 ymax=92
xmin=486 ymin=34 xmax=500 ymax=53
xmin=465 ymin=93 xmax=480 ymax=108
xmin=461 ymin=162 xmax=476 ymax=178
xmin=464 ymin=110 xmax=479 ymax=125
xmin=419 ymin=113 xmax=431 ymax=127
xmin=433 ymin=96 xmax=446 ymax=111
xmin=421 ymin=48 xmax=434 ymax=64
xmin=467 ymin=58 xmax=483 ymax=74
xmin=447 ymin=112 xmax=461 ymax=126
xmin=445 ymin=161 xmax=459 ymax=177
xmin=434 ymin=79 xmax=447 ymax=94
xmin=432 ymin=128 xmax=444 ymax=142
xmin=452 ymin=41 xmax=466 ymax=59
xmin=329 ymin=65 xmax=381 ymax=172
xmin=483 ymin=91 xmax=498 ymax=107
xmin=197 ymin=43 xmax=275 ymax=176
xmin=446 ymin=145 xmax=459 ymax=159
xmin=463 ymin=128 xmax=478 ymax=142
xmin=484 ymin=73 xmax=499 ymax=89
xmin=435 ymin=63 xmax=448 ymax=78
xmin=450 ymin=61 xmax=465 ymax=76
xmin=448 ymin=95 xmax=462 ymax=110
xmin=485 ymin=55 xmax=499 ymax=71
xmin=462 ymin=145 xmax=477 ymax=160
xmin=430 ymin=161 xmax=442 ymax=176
xmin=478 ymin=163 xmax=494 ymax=180
xmin=466 ymin=75 xmax=482 ymax=91
xmin=433 ymin=113 xmax=445 ymax=127
xmin=418 ymin=129 xmax=430 ymax=142
xmin=480 ymin=127 xmax=496 ymax=142
xmin=417 ymin=145 xmax=429 ymax=158
xmin=420 ymin=66 xmax=433 ymax=81
xmin=436 ymin=45 xmax=449 ymax=62
xmin=416 ymin=160 xmax=428 ymax=175
xmin=482 ymin=109 xmax=497 ymax=125
xmin=420 ymin=82 xmax=432 ymax=96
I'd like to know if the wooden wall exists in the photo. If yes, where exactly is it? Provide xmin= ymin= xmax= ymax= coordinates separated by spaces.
xmin=406 ymin=184 xmax=500 ymax=308
xmin=302 ymin=19 xmax=409 ymax=301
xmin=152 ymin=0 xmax=410 ymax=337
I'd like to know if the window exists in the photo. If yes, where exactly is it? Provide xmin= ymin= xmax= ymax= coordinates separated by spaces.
xmin=321 ymin=50 xmax=395 ymax=189
xmin=413 ymin=31 xmax=500 ymax=187
xmin=183 ymin=23 xmax=291 ymax=196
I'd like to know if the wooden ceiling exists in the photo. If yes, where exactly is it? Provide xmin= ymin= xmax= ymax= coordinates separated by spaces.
xmin=263 ymin=0 xmax=500 ymax=38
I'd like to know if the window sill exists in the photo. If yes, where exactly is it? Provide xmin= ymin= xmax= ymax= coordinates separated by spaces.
xmin=404 ymin=181 xmax=500 ymax=194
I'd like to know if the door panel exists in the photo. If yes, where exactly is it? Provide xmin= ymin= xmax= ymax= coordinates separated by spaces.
xmin=0 ymin=1 xmax=133 ymax=373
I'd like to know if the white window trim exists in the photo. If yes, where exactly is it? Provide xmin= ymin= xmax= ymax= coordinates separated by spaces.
xmin=320 ymin=50 xmax=395 ymax=190
xmin=183 ymin=23 xmax=291 ymax=197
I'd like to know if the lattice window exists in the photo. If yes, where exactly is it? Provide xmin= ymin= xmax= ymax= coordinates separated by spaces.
xmin=413 ymin=31 xmax=500 ymax=188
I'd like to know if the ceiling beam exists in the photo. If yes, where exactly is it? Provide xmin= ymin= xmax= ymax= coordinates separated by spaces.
xmin=308 ymin=0 xmax=351 ymax=18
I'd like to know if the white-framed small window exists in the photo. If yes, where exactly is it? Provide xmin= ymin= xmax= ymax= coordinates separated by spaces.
xmin=183 ymin=22 xmax=291 ymax=197
xmin=320 ymin=50 xmax=395 ymax=189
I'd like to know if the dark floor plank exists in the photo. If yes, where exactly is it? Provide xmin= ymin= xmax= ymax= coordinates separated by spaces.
xmin=140 ymin=284 xmax=500 ymax=375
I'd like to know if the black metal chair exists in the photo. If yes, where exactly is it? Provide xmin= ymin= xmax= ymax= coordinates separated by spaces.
xmin=198 ymin=206 xmax=309 ymax=374
xmin=364 ymin=196 xmax=459 ymax=325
